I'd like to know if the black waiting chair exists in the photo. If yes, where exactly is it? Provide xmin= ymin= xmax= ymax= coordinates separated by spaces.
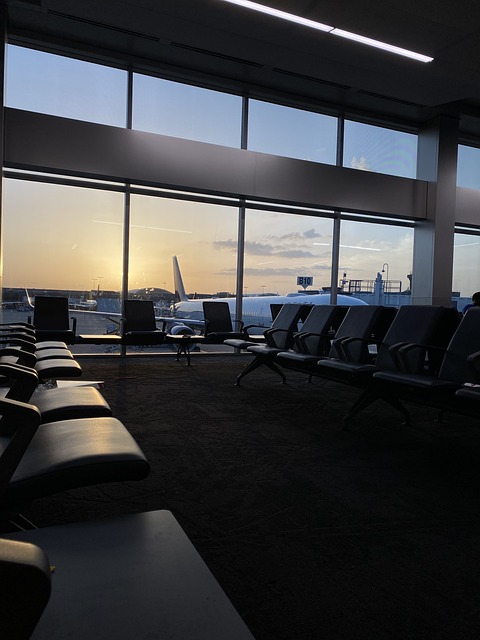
xmin=121 ymin=300 xmax=166 ymax=346
xmin=202 ymin=301 xmax=246 ymax=343
xmin=370 ymin=306 xmax=480 ymax=422
xmin=315 ymin=305 xmax=460 ymax=427
xmin=233 ymin=303 xmax=310 ymax=385
xmin=0 ymin=347 xmax=82 ymax=381
xmin=29 ymin=297 xmax=76 ymax=345
xmin=0 ymin=396 xmax=150 ymax=520
xmin=277 ymin=304 xmax=389 ymax=379
xmin=0 ymin=362 xmax=111 ymax=423
xmin=259 ymin=304 xmax=348 ymax=381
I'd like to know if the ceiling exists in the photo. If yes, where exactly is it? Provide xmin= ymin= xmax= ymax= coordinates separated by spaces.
xmin=6 ymin=0 xmax=480 ymax=137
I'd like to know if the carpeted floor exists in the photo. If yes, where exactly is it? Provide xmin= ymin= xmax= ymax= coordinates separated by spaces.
xmin=20 ymin=355 xmax=480 ymax=640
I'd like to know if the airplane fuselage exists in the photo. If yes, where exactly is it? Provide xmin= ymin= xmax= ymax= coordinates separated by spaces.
xmin=173 ymin=293 xmax=367 ymax=327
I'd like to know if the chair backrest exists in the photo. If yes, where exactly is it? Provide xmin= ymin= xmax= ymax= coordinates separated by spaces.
xmin=294 ymin=305 xmax=348 ymax=356
xmin=122 ymin=300 xmax=157 ymax=333
xmin=265 ymin=304 xmax=309 ymax=349
xmin=375 ymin=305 xmax=459 ymax=373
xmin=438 ymin=307 xmax=480 ymax=382
xmin=328 ymin=305 xmax=393 ymax=361
xmin=202 ymin=301 xmax=234 ymax=334
xmin=33 ymin=297 xmax=70 ymax=330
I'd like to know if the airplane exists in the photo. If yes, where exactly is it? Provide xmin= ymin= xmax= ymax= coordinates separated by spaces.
xmin=171 ymin=255 xmax=367 ymax=328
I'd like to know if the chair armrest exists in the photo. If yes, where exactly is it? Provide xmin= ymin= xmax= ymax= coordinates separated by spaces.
xmin=294 ymin=331 xmax=330 ymax=355
xmin=264 ymin=328 xmax=292 ymax=348
xmin=0 ymin=347 xmax=36 ymax=368
xmin=393 ymin=342 xmax=446 ymax=374
xmin=71 ymin=316 xmax=77 ymax=334
xmin=467 ymin=351 xmax=480 ymax=380
xmin=0 ymin=337 xmax=36 ymax=353
xmin=0 ymin=539 xmax=51 ymax=639
xmin=244 ymin=323 xmax=267 ymax=334
xmin=0 ymin=362 xmax=39 ymax=403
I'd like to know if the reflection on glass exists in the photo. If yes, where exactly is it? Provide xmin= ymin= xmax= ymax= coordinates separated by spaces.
xmin=453 ymin=233 xmax=480 ymax=303
xmin=2 ymin=179 xmax=124 ymax=350
xmin=244 ymin=209 xmax=333 ymax=295
xmin=248 ymin=100 xmax=337 ymax=164
xmin=457 ymin=145 xmax=480 ymax=189
xmin=5 ymin=45 xmax=128 ymax=127
xmin=339 ymin=220 xmax=413 ymax=305
xmin=344 ymin=120 xmax=417 ymax=178
xmin=132 ymin=74 xmax=242 ymax=147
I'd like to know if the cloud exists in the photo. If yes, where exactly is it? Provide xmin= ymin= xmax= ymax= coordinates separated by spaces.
xmin=350 ymin=156 xmax=371 ymax=171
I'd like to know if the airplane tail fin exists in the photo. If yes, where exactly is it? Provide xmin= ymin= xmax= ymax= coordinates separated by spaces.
xmin=25 ymin=288 xmax=34 ymax=309
xmin=173 ymin=256 xmax=189 ymax=302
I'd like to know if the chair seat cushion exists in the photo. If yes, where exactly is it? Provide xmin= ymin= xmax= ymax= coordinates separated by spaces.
xmin=373 ymin=370 xmax=460 ymax=392
xmin=247 ymin=345 xmax=283 ymax=357
xmin=276 ymin=352 xmax=321 ymax=367
xmin=6 ymin=417 xmax=150 ymax=506
xmin=31 ymin=386 xmax=112 ymax=422
xmin=34 ymin=358 xmax=82 ymax=380
xmin=224 ymin=339 xmax=259 ymax=350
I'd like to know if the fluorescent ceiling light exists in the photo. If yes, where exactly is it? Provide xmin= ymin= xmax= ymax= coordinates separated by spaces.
xmin=220 ymin=0 xmax=433 ymax=63
xmin=221 ymin=0 xmax=332 ymax=32
xmin=331 ymin=29 xmax=433 ymax=63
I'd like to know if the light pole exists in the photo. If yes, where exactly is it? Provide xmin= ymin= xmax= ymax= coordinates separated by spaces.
xmin=381 ymin=263 xmax=389 ymax=292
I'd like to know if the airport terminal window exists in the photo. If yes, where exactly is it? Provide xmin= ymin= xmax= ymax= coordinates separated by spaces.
xmin=5 ymin=45 xmax=128 ymax=127
xmin=453 ymin=231 xmax=480 ymax=302
xmin=128 ymin=194 xmax=238 ymax=351
xmin=457 ymin=145 xmax=480 ymax=189
xmin=2 ymin=179 xmax=124 ymax=349
xmin=343 ymin=120 xmax=417 ymax=179
xmin=243 ymin=208 xmax=333 ymax=296
xmin=338 ymin=219 xmax=413 ymax=304
xmin=247 ymin=100 xmax=337 ymax=164
xmin=132 ymin=74 xmax=242 ymax=147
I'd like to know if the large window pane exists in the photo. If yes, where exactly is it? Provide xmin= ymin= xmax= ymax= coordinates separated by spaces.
xmin=248 ymin=100 xmax=337 ymax=164
xmin=244 ymin=209 xmax=333 ymax=295
xmin=457 ymin=145 xmax=480 ymax=189
xmin=5 ymin=45 xmax=128 ymax=126
xmin=453 ymin=232 xmax=480 ymax=310
xmin=339 ymin=220 xmax=413 ymax=306
xmin=2 ymin=179 xmax=124 ymax=352
xmin=132 ymin=74 xmax=242 ymax=147
xmin=343 ymin=121 xmax=417 ymax=178
xmin=129 ymin=194 xmax=238 ymax=351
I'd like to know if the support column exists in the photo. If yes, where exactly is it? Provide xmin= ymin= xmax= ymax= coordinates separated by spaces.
xmin=412 ymin=115 xmax=459 ymax=306
xmin=0 ymin=7 xmax=6 ymax=311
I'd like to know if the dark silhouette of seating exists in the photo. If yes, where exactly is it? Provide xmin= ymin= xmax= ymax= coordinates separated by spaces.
xmin=277 ymin=305 xmax=395 ymax=381
xmin=369 ymin=306 xmax=480 ymax=422
xmin=314 ymin=305 xmax=460 ymax=427
xmin=233 ymin=303 xmax=311 ymax=385
xmin=121 ymin=300 xmax=166 ymax=346
xmin=0 ymin=396 xmax=150 ymax=520
xmin=0 ymin=362 xmax=111 ymax=423
xmin=260 ymin=304 xmax=347 ymax=380
xmin=202 ymin=301 xmax=246 ymax=343
xmin=0 ymin=537 xmax=51 ymax=638
xmin=29 ymin=296 xmax=76 ymax=344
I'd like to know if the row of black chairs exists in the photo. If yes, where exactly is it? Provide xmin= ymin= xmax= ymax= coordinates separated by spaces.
xmin=220 ymin=301 xmax=480 ymax=428
xmin=0 ymin=320 xmax=149 ymax=525
xmin=27 ymin=296 xmax=167 ymax=346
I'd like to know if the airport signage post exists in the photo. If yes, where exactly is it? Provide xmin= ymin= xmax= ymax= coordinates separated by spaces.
xmin=297 ymin=276 xmax=313 ymax=290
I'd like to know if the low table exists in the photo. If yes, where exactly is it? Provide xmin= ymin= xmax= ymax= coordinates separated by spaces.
xmin=166 ymin=334 xmax=205 ymax=365
xmin=76 ymin=334 xmax=122 ymax=345
xmin=5 ymin=510 xmax=256 ymax=640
